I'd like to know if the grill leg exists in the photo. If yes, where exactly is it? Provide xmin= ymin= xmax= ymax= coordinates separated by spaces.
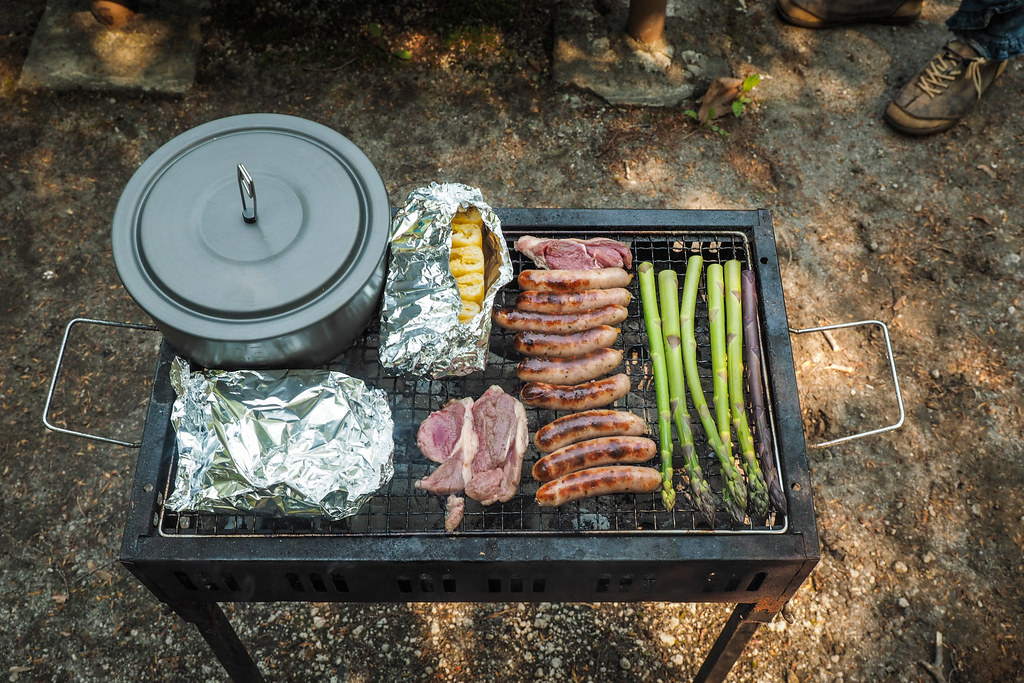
xmin=693 ymin=603 xmax=776 ymax=683
xmin=171 ymin=602 xmax=265 ymax=683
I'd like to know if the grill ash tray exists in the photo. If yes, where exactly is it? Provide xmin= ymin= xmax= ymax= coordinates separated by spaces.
xmin=121 ymin=209 xmax=818 ymax=609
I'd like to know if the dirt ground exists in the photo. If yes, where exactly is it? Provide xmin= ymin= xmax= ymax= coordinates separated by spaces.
xmin=2 ymin=1 xmax=1023 ymax=681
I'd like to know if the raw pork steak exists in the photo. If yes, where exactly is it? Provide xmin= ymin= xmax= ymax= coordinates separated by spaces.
xmin=463 ymin=386 xmax=529 ymax=505
xmin=415 ymin=387 xmax=528 ymax=509
xmin=515 ymin=235 xmax=632 ymax=270
xmin=414 ymin=397 xmax=477 ymax=495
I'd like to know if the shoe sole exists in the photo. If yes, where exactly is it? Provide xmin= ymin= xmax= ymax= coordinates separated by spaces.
xmin=776 ymin=3 xmax=920 ymax=28
xmin=882 ymin=103 xmax=957 ymax=135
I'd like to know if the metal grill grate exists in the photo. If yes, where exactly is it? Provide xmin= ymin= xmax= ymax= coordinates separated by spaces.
xmin=158 ymin=229 xmax=786 ymax=538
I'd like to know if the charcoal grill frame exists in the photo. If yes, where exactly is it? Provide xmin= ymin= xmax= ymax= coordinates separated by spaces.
xmin=119 ymin=208 xmax=819 ymax=683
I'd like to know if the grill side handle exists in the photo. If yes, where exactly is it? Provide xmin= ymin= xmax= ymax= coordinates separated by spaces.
xmin=42 ymin=318 xmax=160 ymax=448
xmin=789 ymin=319 xmax=904 ymax=449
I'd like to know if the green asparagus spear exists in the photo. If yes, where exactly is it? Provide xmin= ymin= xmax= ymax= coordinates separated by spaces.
xmin=658 ymin=268 xmax=717 ymax=527
xmin=725 ymin=260 xmax=770 ymax=522
xmin=706 ymin=264 xmax=733 ymax=456
xmin=638 ymin=262 xmax=676 ymax=511
xmin=741 ymin=269 xmax=788 ymax=516
xmin=681 ymin=255 xmax=747 ymax=524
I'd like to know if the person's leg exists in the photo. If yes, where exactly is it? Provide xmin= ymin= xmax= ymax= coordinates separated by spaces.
xmin=947 ymin=0 xmax=1024 ymax=61
xmin=776 ymin=0 xmax=921 ymax=28
xmin=883 ymin=0 xmax=1022 ymax=135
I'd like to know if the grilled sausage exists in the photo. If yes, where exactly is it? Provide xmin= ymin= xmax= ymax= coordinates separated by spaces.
xmin=513 ymin=326 xmax=620 ymax=358
xmin=517 ymin=348 xmax=623 ymax=385
xmin=514 ymin=288 xmax=632 ymax=314
xmin=493 ymin=305 xmax=628 ymax=334
xmin=535 ymin=465 xmax=662 ymax=507
xmin=520 ymin=373 xmax=631 ymax=411
xmin=518 ymin=268 xmax=633 ymax=292
xmin=532 ymin=436 xmax=658 ymax=482
xmin=534 ymin=409 xmax=648 ymax=453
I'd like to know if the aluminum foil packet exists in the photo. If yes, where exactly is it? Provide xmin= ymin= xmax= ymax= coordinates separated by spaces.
xmin=379 ymin=182 xmax=513 ymax=377
xmin=165 ymin=357 xmax=394 ymax=519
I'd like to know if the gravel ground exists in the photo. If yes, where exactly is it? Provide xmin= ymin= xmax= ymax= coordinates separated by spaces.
xmin=2 ymin=1 xmax=1023 ymax=682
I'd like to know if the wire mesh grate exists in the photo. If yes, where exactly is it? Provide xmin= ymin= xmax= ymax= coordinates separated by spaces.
xmin=159 ymin=229 xmax=787 ymax=538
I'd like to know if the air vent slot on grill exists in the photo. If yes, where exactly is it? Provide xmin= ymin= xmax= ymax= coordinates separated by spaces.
xmin=394 ymin=573 xmax=551 ymax=595
xmin=174 ymin=571 xmax=197 ymax=591
xmin=701 ymin=571 xmax=767 ymax=594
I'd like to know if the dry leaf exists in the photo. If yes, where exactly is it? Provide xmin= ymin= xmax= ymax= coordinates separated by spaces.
xmin=51 ymin=593 xmax=68 ymax=605
xmin=698 ymin=77 xmax=743 ymax=123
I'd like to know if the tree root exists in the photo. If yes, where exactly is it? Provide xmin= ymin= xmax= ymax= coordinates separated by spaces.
xmin=916 ymin=631 xmax=947 ymax=683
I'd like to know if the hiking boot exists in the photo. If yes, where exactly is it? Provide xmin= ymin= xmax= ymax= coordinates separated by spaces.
xmin=884 ymin=40 xmax=1007 ymax=135
xmin=776 ymin=0 xmax=921 ymax=27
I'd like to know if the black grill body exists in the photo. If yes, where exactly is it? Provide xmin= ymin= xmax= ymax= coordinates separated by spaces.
xmin=120 ymin=209 xmax=819 ymax=682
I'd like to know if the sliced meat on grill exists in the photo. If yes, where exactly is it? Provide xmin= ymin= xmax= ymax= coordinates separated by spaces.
xmin=463 ymin=385 xmax=529 ymax=505
xmin=415 ymin=388 xmax=528 ymax=508
xmin=515 ymin=235 xmax=633 ymax=270
xmin=444 ymin=495 xmax=465 ymax=532
xmin=415 ymin=456 xmax=469 ymax=496
xmin=415 ymin=397 xmax=477 ymax=495
xmin=416 ymin=397 xmax=477 ymax=464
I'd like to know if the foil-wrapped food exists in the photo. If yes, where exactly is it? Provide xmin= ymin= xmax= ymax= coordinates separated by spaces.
xmin=165 ymin=357 xmax=394 ymax=519
xmin=379 ymin=182 xmax=513 ymax=377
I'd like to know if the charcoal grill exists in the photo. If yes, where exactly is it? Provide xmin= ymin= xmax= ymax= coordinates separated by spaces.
xmin=113 ymin=208 xmax=820 ymax=682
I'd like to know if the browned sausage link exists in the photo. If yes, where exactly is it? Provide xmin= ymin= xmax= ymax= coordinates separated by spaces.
xmin=520 ymin=373 xmax=631 ymax=411
xmin=513 ymin=326 xmax=620 ymax=358
xmin=534 ymin=409 xmax=648 ymax=453
xmin=493 ymin=305 xmax=627 ymax=334
xmin=518 ymin=268 xmax=633 ymax=292
xmin=532 ymin=436 xmax=658 ymax=482
xmin=535 ymin=465 xmax=662 ymax=507
xmin=514 ymin=288 xmax=632 ymax=314
xmin=517 ymin=348 xmax=623 ymax=385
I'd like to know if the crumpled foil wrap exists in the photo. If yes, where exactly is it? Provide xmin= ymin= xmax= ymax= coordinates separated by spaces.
xmin=165 ymin=357 xmax=394 ymax=519
xmin=379 ymin=182 xmax=513 ymax=377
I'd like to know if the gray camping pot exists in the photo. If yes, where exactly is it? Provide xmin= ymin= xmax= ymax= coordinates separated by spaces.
xmin=111 ymin=114 xmax=390 ymax=368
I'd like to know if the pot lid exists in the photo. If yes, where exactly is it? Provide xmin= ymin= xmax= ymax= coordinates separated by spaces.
xmin=112 ymin=114 xmax=389 ymax=342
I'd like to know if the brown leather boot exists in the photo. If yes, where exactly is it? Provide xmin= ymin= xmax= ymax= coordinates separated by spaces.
xmin=90 ymin=1 xmax=138 ymax=30
xmin=884 ymin=40 xmax=1007 ymax=135
xmin=776 ymin=0 xmax=921 ymax=27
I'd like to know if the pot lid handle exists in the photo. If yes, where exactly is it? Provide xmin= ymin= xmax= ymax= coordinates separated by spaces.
xmin=237 ymin=163 xmax=257 ymax=224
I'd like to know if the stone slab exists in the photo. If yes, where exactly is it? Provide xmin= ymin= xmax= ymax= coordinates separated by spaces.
xmin=553 ymin=0 xmax=729 ymax=107
xmin=19 ymin=0 xmax=205 ymax=93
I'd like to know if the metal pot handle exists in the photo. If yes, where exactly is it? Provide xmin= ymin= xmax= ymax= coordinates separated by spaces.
xmin=43 ymin=318 xmax=160 ymax=448
xmin=789 ymin=319 xmax=904 ymax=449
